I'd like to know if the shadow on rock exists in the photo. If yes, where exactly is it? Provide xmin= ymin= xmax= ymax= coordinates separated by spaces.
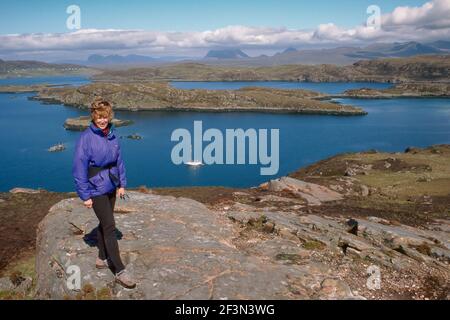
xmin=83 ymin=227 xmax=123 ymax=247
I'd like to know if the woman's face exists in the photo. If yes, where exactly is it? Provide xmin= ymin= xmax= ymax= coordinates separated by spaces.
xmin=94 ymin=116 xmax=109 ymax=130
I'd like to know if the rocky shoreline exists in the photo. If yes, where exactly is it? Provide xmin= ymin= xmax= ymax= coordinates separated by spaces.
xmin=337 ymin=82 xmax=450 ymax=99
xmin=0 ymin=145 xmax=449 ymax=300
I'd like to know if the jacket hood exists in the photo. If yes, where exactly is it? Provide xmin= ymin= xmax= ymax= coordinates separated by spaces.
xmin=89 ymin=121 xmax=115 ymax=140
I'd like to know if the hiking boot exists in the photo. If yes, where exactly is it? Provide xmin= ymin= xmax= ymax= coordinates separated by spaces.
xmin=115 ymin=270 xmax=137 ymax=289
xmin=95 ymin=258 xmax=109 ymax=269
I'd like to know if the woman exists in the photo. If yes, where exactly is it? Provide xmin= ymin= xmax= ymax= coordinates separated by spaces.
xmin=72 ymin=98 xmax=136 ymax=289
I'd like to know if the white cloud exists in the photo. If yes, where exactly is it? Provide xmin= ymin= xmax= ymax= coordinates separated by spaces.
xmin=382 ymin=0 xmax=450 ymax=29
xmin=0 ymin=0 xmax=449 ymax=59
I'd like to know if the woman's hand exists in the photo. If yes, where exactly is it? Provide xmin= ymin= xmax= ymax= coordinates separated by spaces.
xmin=83 ymin=199 xmax=93 ymax=208
xmin=116 ymin=187 xmax=125 ymax=199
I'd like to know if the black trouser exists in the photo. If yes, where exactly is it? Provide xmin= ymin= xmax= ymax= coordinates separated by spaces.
xmin=92 ymin=190 xmax=125 ymax=274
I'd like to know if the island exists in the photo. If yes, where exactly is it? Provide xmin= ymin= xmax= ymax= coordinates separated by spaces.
xmin=339 ymin=82 xmax=450 ymax=99
xmin=47 ymin=143 xmax=66 ymax=152
xmin=27 ymin=82 xmax=366 ymax=115
xmin=2 ymin=81 xmax=449 ymax=116
xmin=63 ymin=116 xmax=133 ymax=131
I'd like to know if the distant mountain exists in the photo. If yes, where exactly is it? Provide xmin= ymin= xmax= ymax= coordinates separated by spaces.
xmin=0 ymin=59 xmax=89 ymax=77
xmin=272 ymin=47 xmax=298 ymax=56
xmin=348 ymin=41 xmax=442 ymax=59
xmin=41 ymin=40 xmax=450 ymax=69
xmin=197 ymin=41 xmax=449 ymax=66
xmin=200 ymin=46 xmax=362 ymax=66
xmin=389 ymin=41 xmax=442 ymax=56
xmin=204 ymin=49 xmax=249 ymax=59
xmin=282 ymin=47 xmax=298 ymax=54
xmin=0 ymin=60 xmax=82 ymax=71
xmin=55 ymin=54 xmax=194 ymax=67
xmin=428 ymin=40 xmax=450 ymax=50
xmin=87 ymin=54 xmax=157 ymax=65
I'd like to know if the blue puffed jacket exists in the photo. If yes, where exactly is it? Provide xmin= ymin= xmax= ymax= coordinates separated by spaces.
xmin=72 ymin=122 xmax=127 ymax=201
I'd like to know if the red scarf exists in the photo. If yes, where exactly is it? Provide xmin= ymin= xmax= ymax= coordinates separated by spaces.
xmin=93 ymin=122 xmax=110 ymax=137
xmin=101 ymin=126 xmax=110 ymax=137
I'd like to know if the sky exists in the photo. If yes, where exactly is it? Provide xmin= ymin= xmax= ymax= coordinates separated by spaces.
xmin=0 ymin=0 xmax=449 ymax=61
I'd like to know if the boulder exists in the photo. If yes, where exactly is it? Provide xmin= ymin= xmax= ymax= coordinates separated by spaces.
xmin=267 ymin=177 xmax=343 ymax=205
xmin=319 ymin=278 xmax=354 ymax=299
xmin=9 ymin=187 xmax=41 ymax=194
xmin=0 ymin=277 xmax=14 ymax=291
xmin=360 ymin=185 xmax=370 ymax=197
xmin=36 ymin=192 xmax=350 ymax=300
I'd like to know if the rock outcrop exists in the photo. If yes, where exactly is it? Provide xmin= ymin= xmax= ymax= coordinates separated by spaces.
xmin=36 ymin=190 xmax=449 ymax=300
xmin=261 ymin=177 xmax=343 ymax=205
xmin=63 ymin=116 xmax=133 ymax=131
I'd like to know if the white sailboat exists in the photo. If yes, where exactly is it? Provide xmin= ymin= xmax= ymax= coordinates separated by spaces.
xmin=185 ymin=146 xmax=203 ymax=167
xmin=186 ymin=160 xmax=203 ymax=166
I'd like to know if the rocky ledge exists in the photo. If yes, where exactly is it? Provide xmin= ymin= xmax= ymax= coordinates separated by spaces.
xmin=36 ymin=177 xmax=450 ymax=299
xmin=63 ymin=116 xmax=133 ymax=131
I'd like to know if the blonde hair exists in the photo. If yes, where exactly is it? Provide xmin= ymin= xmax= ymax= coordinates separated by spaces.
xmin=90 ymin=97 xmax=114 ymax=121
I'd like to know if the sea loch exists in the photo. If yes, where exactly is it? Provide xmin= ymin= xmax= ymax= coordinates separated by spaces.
xmin=171 ymin=120 xmax=280 ymax=175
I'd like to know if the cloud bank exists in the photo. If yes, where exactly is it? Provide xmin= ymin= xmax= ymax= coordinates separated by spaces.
xmin=1 ymin=0 xmax=449 ymax=59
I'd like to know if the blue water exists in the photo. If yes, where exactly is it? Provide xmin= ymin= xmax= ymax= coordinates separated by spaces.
xmin=170 ymin=81 xmax=392 ymax=94
xmin=0 ymin=75 xmax=91 ymax=86
xmin=0 ymin=77 xmax=449 ymax=192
